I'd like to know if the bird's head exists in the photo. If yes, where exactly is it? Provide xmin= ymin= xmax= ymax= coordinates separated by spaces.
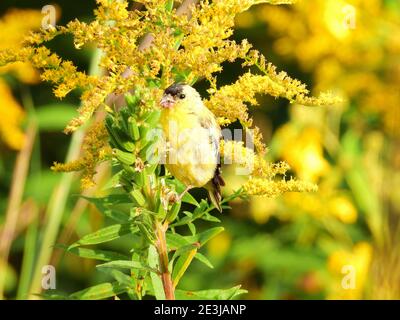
xmin=160 ymin=83 xmax=200 ymax=109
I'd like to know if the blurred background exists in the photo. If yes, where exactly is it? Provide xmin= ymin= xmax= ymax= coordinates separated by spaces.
xmin=0 ymin=0 xmax=399 ymax=299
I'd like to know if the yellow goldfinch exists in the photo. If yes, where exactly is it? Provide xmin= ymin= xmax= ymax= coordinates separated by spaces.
xmin=160 ymin=83 xmax=225 ymax=211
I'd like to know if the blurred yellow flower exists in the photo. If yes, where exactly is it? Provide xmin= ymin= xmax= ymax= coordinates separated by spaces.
xmin=328 ymin=195 xmax=357 ymax=224
xmin=0 ymin=9 xmax=43 ymax=150
xmin=0 ymin=80 xmax=25 ymax=150
xmin=249 ymin=196 xmax=277 ymax=224
xmin=207 ymin=231 xmax=231 ymax=259
xmin=258 ymin=0 xmax=400 ymax=136
xmin=0 ymin=9 xmax=43 ymax=84
xmin=276 ymin=125 xmax=330 ymax=182
xmin=327 ymin=242 xmax=373 ymax=299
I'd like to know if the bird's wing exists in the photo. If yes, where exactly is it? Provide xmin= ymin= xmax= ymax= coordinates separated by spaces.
xmin=199 ymin=109 xmax=221 ymax=160
xmin=198 ymin=109 xmax=226 ymax=212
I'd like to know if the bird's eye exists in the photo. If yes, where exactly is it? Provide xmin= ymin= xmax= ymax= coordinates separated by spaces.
xmin=179 ymin=93 xmax=186 ymax=99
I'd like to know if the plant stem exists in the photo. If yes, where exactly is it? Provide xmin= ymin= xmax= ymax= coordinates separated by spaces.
xmin=154 ymin=222 xmax=174 ymax=300
xmin=16 ymin=204 xmax=39 ymax=300
xmin=0 ymin=121 xmax=36 ymax=299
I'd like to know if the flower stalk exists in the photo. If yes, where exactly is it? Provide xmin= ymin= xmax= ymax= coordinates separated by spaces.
xmin=155 ymin=221 xmax=174 ymax=300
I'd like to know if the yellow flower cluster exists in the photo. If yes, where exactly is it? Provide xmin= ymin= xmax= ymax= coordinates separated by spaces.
xmin=257 ymin=0 xmax=400 ymax=136
xmin=206 ymin=50 xmax=339 ymax=154
xmin=52 ymin=122 xmax=111 ymax=189
xmin=0 ymin=9 xmax=43 ymax=150
xmin=220 ymin=140 xmax=317 ymax=197
xmin=0 ymin=0 xmax=337 ymax=194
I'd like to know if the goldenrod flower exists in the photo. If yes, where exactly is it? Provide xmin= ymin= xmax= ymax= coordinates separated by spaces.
xmin=52 ymin=122 xmax=111 ymax=189
xmin=0 ymin=0 xmax=338 ymax=197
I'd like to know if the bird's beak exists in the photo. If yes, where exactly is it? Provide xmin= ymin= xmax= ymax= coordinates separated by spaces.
xmin=160 ymin=94 xmax=175 ymax=108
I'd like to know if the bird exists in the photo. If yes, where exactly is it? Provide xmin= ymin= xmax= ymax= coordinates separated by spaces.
xmin=159 ymin=83 xmax=225 ymax=212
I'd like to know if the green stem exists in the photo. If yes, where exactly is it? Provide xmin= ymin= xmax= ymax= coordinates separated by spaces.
xmin=16 ymin=206 xmax=39 ymax=300
xmin=155 ymin=222 xmax=174 ymax=300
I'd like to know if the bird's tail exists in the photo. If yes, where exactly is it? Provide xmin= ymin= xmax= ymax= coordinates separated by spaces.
xmin=206 ymin=164 xmax=225 ymax=212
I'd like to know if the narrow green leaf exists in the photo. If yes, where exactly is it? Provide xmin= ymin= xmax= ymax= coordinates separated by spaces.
xmin=194 ymin=252 xmax=214 ymax=269
xmin=69 ymin=223 xmax=138 ymax=248
xmin=81 ymin=195 xmax=131 ymax=223
xmin=70 ymin=282 xmax=128 ymax=300
xmin=186 ymin=227 xmax=224 ymax=246
xmin=38 ymin=290 xmax=70 ymax=300
xmin=175 ymin=285 xmax=247 ymax=300
xmin=130 ymin=189 xmax=146 ymax=207
xmin=172 ymin=249 xmax=197 ymax=288
xmin=148 ymin=245 xmax=165 ymax=300
xmin=169 ymin=243 xmax=200 ymax=267
xmin=188 ymin=222 xmax=196 ymax=236
xmin=113 ymin=148 xmax=136 ymax=165
xmin=66 ymin=247 xmax=129 ymax=262
xmin=167 ymin=228 xmax=224 ymax=250
xmin=98 ymin=268 xmax=135 ymax=288
xmin=101 ymin=171 xmax=123 ymax=191
xmin=166 ymin=233 xmax=190 ymax=250
xmin=97 ymin=260 xmax=159 ymax=274
xmin=201 ymin=213 xmax=221 ymax=223
xmin=165 ymin=0 xmax=174 ymax=12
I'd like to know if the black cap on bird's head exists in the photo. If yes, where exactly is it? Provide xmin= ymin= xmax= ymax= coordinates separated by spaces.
xmin=160 ymin=83 xmax=187 ymax=108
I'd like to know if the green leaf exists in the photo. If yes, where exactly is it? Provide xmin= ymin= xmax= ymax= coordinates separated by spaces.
xmin=166 ymin=233 xmax=190 ymax=250
xmin=97 ymin=260 xmax=159 ymax=274
xmin=36 ymin=104 xmax=77 ymax=131
xmin=101 ymin=171 xmax=124 ymax=191
xmin=171 ymin=215 xmax=193 ymax=227
xmin=98 ymin=268 xmax=134 ymax=287
xmin=172 ymin=249 xmax=197 ymax=288
xmin=69 ymin=223 xmax=138 ymax=248
xmin=188 ymin=222 xmax=196 ymax=236
xmin=165 ymin=0 xmax=174 ymax=11
xmin=187 ymin=227 xmax=224 ymax=246
xmin=171 ymin=200 xmax=210 ymax=227
xmin=81 ymin=194 xmax=132 ymax=223
xmin=66 ymin=246 xmax=129 ymax=262
xmin=148 ymin=245 xmax=165 ymax=300
xmin=169 ymin=243 xmax=200 ymax=267
xmin=70 ymin=282 xmax=128 ymax=300
xmin=167 ymin=227 xmax=224 ymax=250
xmin=194 ymin=252 xmax=214 ymax=269
xmin=38 ymin=290 xmax=70 ymax=300
xmin=130 ymin=189 xmax=146 ymax=207
xmin=175 ymin=286 xmax=247 ymax=300
xmin=201 ymin=213 xmax=221 ymax=223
